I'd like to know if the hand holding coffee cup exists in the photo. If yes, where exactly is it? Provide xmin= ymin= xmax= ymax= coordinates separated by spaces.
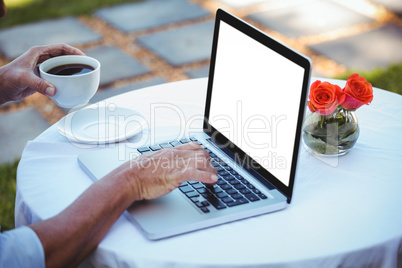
xmin=39 ymin=55 xmax=100 ymax=108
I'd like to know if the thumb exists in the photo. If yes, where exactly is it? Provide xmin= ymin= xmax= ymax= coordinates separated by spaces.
xmin=25 ymin=73 xmax=56 ymax=97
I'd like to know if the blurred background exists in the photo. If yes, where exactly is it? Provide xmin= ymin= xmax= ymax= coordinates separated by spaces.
xmin=0 ymin=0 xmax=401 ymax=230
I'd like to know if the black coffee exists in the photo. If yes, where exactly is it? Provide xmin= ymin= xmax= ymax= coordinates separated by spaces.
xmin=47 ymin=64 xmax=94 ymax=76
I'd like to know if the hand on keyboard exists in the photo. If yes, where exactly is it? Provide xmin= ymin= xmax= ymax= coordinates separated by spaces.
xmin=113 ymin=142 xmax=218 ymax=201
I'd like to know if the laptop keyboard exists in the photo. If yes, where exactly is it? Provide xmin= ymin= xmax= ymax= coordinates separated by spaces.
xmin=136 ymin=137 xmax=268 ymax=213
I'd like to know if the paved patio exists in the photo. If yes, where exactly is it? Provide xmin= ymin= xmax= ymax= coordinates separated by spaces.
xmin=0 ymin=0 xmax=401 ymax=163
xmin=248 ymin=0 xmax=374 ymax=38
xmin=136 ymin=20 xmax=215 ymax=66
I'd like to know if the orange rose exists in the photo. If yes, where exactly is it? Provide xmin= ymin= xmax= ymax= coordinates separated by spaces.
xmin=341 ymin=73 xmax=373 ymax=110
xmin=307 ymin=80 xmax=345 ymax=116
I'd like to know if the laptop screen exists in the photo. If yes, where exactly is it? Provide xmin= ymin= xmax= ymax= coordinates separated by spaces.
xmin=205 ymin=10 xmax=310 ymax=200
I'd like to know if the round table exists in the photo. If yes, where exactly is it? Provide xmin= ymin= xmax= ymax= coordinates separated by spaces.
xmin=16 ymin=78 xmax=402 ymax=267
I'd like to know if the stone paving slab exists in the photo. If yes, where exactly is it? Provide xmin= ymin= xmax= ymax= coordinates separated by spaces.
xmin=89 ymin=77 xmax=166 ymax=104
xmin=0 ymin=17 xmax=102 ymax=60
xmin=311 ymin=68 xmax=327 ymax=78
xmin=248 ymin=0 xmax=374 ymax=38
xmin=185 ymin=65 xmax=325 ymax=79
xmin=217 ymin=0 xmax=270 ymax=8
xmin=0 ymin=108 xmax=50 ymax=164
xmin=369 ymin=0 xmax=402 ymax=15
xmin=84 ymin=45 xmax=150 ymax=86
xmin=137 ymin=21 xmax=214 ymax=67
xmin=308 ymin=25 xmax=402 ymax=71
xmin=185 ymin=65 xmax=209 ymax=78
xmin=96 ymin=0 xmax=210 ymax=33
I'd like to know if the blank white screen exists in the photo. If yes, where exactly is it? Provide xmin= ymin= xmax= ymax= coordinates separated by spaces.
xmin=209 ymin=21 xmax=304 ymax=187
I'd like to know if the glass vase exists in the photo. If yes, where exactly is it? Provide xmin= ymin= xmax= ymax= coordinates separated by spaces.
xmin=302 ymin=107 xmax=359 ymax=156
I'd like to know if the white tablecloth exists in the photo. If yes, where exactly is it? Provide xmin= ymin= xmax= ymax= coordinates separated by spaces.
xmin=16 ymin=78 xmax=402 ymax=267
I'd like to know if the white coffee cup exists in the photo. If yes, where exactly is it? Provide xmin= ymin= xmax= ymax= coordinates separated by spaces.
xmin=39 ymin=55 xmax=100 ymax=108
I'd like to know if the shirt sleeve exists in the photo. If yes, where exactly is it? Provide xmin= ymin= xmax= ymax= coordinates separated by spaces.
xmin=0 ymin=226 xmax=45 ymax=268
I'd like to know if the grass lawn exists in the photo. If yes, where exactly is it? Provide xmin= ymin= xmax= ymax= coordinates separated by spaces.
xmin=0 ymin=160 xmax=18 ymax=232
xmin=336 ymin=63 xmax=402 ymax=96
xmin=1 ymin=0 xmax=141 ymax=29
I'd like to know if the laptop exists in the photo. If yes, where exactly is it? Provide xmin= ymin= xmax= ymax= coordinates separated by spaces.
xmin=78 ymin=9 xmax=311 ymax=240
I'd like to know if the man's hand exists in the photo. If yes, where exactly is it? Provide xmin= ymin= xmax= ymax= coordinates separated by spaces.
xmin=30 ymin=142 xmax=217 ymax=268
xmin=114 ymin=142 xmax=218 ymax=201
xmin=0 ymin=43 xmax=84 ymax=105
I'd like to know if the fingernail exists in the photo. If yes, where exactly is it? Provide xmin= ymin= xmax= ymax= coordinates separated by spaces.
xmin=45 ymin=87 xmax=55 ymax=96
xmin=211 ymin=174 xmax=218 ymax=182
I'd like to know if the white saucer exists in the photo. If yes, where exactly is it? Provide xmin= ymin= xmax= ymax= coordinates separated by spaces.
xmin=57 ymin=106 xmax=146 ymax=144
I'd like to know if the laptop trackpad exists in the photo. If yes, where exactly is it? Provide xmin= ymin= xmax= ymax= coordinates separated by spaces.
xmin=126 ymin=190 xmax=202 ymax=237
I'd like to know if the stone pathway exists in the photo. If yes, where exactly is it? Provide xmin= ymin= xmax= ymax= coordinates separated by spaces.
xmin=309 ymin=24 xmax=402 ymax=70
xmin=0 ymin=108 xmax=49 ymax=163
xmin=96 ymin=0 xmax=210 ymax=33
xmin=84 ymin=45 xmax=151 ymax=86
xmin=136 ymin=20 xmax=215 ymax=66
xmin=0 ymin=0 xmax=401 ymax=164
xmin=248 ymin=0 xmax=374 ymax=38
xmin=0 ymin=17 xmax=102 ymax=59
